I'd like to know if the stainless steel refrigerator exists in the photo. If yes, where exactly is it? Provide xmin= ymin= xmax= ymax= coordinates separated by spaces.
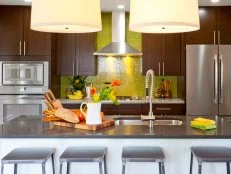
xmin=186 ymin=45 xmax=231 ymax=116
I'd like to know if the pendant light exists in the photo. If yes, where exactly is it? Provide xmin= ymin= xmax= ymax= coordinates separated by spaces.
xmin=31 ymin=0 xmax=102 ymax=33
xmin=129 ymin=0 xmax=200 ymax=33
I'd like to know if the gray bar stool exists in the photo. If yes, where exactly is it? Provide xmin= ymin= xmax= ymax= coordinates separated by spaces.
xmin=1 ymin=147 xmax=55 ymax=174
xmin=190 ymin=146 xmax=231 ymax=174
xmin=59 ymin=146 xmax=107 ymax=174
xmin=122 ymin=146 xmax=165 ymax=174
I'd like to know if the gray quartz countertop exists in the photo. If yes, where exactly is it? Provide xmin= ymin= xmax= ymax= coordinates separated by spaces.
xmin=60 ymin=98 xmax=185 ymax=104
xmin=0 ymin=115 xmax=231 ymax=139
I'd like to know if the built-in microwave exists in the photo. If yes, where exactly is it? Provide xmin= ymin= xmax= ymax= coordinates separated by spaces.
xmin=0 ymin=61 xmax=49 ymax=94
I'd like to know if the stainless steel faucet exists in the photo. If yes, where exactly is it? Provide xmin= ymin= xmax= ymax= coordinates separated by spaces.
xmin=141 ymin=69 xmax=155 ymax=128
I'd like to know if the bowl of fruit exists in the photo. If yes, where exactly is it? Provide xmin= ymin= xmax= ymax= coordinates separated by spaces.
xmin=68 ymin=91 xmax=84 ymax=100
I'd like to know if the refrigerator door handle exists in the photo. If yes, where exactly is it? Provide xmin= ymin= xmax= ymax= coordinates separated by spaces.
xmin=214 ymin=54 xmax=218 ymax=104
xmin=220 ymin=54 xmax=224 ymax=104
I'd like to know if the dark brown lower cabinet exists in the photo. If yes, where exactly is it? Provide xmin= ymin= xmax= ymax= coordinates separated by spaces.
xmin=143 ymin=104 xmax=186 ymax=115
xmin=103 ymin=104 xmax=143 ymax=115
xmin=62 ymin=104 xmax=143 ymax=115
xmin=62 ymin=104 xmax=81 ymax=109
xmin=62 ymin=103 xmax=185 ymax=115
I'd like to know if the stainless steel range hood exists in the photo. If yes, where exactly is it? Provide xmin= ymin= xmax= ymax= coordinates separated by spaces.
xmin=94 ymin=12 xmax=142 ymax=57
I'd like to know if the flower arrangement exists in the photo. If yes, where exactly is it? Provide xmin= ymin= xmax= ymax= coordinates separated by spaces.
xmin=90 ymin=80 xmax=121 ymax=105
xmin=68 ymin=76 xmax=87 ymax=93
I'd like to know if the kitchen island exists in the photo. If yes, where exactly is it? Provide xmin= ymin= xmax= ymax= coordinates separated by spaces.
xmin=0 ymin=115 xmax=230 ymax=174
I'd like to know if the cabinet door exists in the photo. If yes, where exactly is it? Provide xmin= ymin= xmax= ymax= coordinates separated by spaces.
xmin=142 ymin=34 xmax=162 ymax=75
xmin=101 ymin=105 xmax=116 ymax=115
xmin=217 ymin=7 xmax=231 ymax=44
xmin=23 ymin=7 xmax=51 ymax=56
xmin=115 ymin=104 xmax=143 ymax=115
xmin=143 ymin=104 xmax=186 ymax=115
xmin=56 ymin=34 xmax=76 ymax=76
xmin=62 ymin=104 xmax=81 ymax=109
xmin=0 ymin=6 xmax=23 ymax=56
xmin=76 ymin=33 xmax=96 ymax=76
xmin=186 ymin=7 xmax=217 ymax=44
xmin=162 ymin=34 xmax=181 ymax=76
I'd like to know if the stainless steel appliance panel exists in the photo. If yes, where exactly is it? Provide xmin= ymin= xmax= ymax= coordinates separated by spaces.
xmin=2 ymin=63 xmax=44 ymax=85
xmin=0 ymin=61 xmax=49 ymax=94
xmin=218 ymin=45 xmax=231 ymax=115
xmin=186 ymin=45 xmax=218 ymax=115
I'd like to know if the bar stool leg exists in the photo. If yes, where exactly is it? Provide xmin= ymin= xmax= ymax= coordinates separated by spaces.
xmin=190 ymin=152 xmax=193 ymax=174
xmin=42 ymin=163 xmax=46 ymax=174
xmin=1 ymin=163 xmax=4 ymax=174
xmin=51 ymin=154 xmax=55 ymax=174
xmin=158 ymin=162 xmax=162 ymax=174
xmin=161 ymin=162 xmax=165 ymax=174
xmin=99 ymin=162 xmax=103 ymax=174
xmin=59 ymin=163 xmax=63 ymax=174
xmin=67 ymin=162 xmax=70 ymax=174
xmin=122 ymin=162 xmax=126 ymax=174
xmin=14 ymin=164 xmax=17 ymax=174
xmin=227 ymin=162 xmax=230 ymax=174
xmin=198 ymin=162 xmax=202 ymax=174
xmin=104 ymin=156 xmax=107 ymax=174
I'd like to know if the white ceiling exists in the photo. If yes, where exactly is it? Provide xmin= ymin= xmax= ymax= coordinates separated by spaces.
xmin=0 ymin=0 xmax=230 ymax=11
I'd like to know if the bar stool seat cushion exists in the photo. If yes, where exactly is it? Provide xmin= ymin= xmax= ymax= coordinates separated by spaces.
xmin=60 ymin=146 xmax=106 ymax=163
xmin=1 ymin=147 xmax=55 ymax=164
xmin=191 ymin=146 xmax=231 ymax=163
xmin=122 ymin=146 xmax=165 ymax=163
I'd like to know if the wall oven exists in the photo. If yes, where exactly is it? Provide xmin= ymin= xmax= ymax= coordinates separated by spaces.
xmin=0 ymin=61 xmax=49 ymax=94
xmin=0 ymin=61 xmax=49 ymax=123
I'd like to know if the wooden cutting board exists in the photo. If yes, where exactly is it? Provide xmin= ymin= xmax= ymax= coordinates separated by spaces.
xmin=51 ymin=120 xmax=115 ymax=131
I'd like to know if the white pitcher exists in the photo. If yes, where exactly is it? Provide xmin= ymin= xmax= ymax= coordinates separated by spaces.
xmin=80 ymin=102 xmax=102 ymax=125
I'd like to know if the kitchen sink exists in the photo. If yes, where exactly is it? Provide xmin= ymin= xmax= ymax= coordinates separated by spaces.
xmin=114 ymin=117 xmax=183 ymax=126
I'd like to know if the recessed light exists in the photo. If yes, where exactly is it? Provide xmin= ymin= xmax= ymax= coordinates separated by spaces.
xmin=24 ymin=0 xmax=32 ymax=2
xmin=117 ymin=5 xmax=125 ymax=9
xmin=211 ymin=0 xmax=220 ymax=3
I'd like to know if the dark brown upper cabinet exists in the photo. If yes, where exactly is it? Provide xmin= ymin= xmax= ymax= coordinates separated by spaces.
xmin=142 ymin=33 xmax=182 ymax=76
xmin=57 ymin=33 xmax=96 ymax=76
xmin=23 ymin=7 xmax=51 ymax=56
xmin=0 ymin=6 xmax=23 ymax=56
xmin=77 ymin=33 xmax=96 ymax=75
xmin=163 ymin=34 xmax=181 ymax=76
xmin=142 ymin=34 xmax=162 ymax=76
xmin=0 ymin=6 xmax=51 ymax=56
xmin=186 ymin=7 xmax=231 ymax=45
xmin=217 ymin=6 xmax=231 ymax=44
xmin=186 ymin=7 xmax=217 ymax=44
xmin=57 ymin=34 xmax=76 ymax=76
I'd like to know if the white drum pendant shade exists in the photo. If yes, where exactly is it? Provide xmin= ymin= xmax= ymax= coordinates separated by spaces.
xmin=31 ymin=0 xmax=102 ymax=33
xmin=129 ymin=0 xmax=200 ymax=33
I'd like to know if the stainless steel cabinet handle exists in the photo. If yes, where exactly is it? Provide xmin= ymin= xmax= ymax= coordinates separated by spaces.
xmin=23 ymin=41 xmax=26 ymax=56
xmin=158 ymin=62 xmax=161 ymax=76
xmin=219 ymin=54 xmax=224 ymax=104
xmin=76 ymin=61 xmax=79 ymax=76
xmin=72 ymin=61 xmax=75 ymax=77
xmin=156 ymin=108 xmax=171 ymax=111
xmin=218 ymin=30 xmax=221 ymax=45
xmin=163 ymin=62 xmax=165 ymax=76
xmin=19 ymin=41 xmax=22 ymax=55
xmin=213 ymin=31 xmax=216 ymax=45
xmin=214 ymin=54 xmax=218 ymax=104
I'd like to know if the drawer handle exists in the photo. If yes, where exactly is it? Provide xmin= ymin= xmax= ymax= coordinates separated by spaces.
xmin=156 ymin=108 xmax=171 ymax=111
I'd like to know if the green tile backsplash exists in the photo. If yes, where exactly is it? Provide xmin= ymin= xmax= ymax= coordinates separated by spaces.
xmin=60 ymin=13 xmax=178 ymax=98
